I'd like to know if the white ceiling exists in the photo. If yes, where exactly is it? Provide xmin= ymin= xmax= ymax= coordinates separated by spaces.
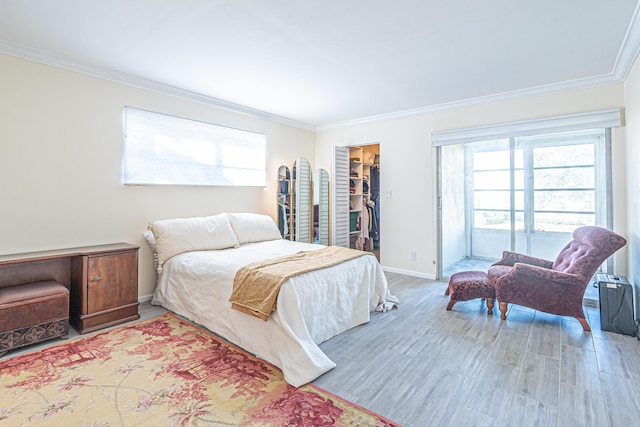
xmin=1 ymin=1 xmax=639 ymax=130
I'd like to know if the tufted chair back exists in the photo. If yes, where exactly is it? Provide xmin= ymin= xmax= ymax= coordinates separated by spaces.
xmin=551 ymin=226 xmax=627 ymax=279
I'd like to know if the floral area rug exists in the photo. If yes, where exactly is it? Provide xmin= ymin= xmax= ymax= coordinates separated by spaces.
xmin=0 ymin=313 xmax=400 ymax=426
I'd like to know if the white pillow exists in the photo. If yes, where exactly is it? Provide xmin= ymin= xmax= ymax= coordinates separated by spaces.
xmin=226 ymin=212 xmax=282 ymax=244
xmin=149 ymin=213 xmax=239 ymax=271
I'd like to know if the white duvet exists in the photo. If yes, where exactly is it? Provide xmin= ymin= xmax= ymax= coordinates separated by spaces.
xmin=151 ymin=239 xmax=398 ymax=387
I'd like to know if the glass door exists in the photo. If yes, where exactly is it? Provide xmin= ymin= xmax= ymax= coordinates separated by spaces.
xmin=440 ymin=128 xmax=610 ymax=297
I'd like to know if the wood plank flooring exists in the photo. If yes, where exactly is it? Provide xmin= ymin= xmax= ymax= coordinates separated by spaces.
xmin=4 ymin=272 xmax=640 ymax=426
xmin=313 ymin=272 xmax=640 ymax=427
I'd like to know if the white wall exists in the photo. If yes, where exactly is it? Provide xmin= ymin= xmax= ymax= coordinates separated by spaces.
xmin=0 ymin=54 xmax=315 ymax=298
xmin=316 ymin=84 xmax=628 ymax=279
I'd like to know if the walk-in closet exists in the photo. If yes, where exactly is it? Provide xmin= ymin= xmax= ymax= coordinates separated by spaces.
xmin=333 ymin=144 xmax=380 ymax=260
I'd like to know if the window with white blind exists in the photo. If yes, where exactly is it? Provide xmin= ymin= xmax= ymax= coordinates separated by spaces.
xmin=123 ymin=107 xmax=266 ymax=187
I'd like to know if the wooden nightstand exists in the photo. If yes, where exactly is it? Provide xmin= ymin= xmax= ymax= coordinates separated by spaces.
xmin=70 ymin=243 xmax=140 ymax=334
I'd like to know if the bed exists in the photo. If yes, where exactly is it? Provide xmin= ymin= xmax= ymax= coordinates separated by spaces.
xmin=147 ymin=212 xmax=398 ymax=387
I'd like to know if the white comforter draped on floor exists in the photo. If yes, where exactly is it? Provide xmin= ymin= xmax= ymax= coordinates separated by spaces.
xmin=151 ymin=239 xmax=397 ymax=387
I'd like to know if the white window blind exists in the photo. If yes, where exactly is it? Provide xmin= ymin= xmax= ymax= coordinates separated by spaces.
xmin=123 ymin=107 xmax=266 ymax=187
xmin=431 ymin=109 xmax=622 ymax=147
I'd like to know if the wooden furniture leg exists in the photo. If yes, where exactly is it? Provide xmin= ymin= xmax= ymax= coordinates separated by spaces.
xmin=499 ymin=301 xmax=508 ymax=320
xmin=446 ymin=300 xmax=457 ymax=311
xmin=486 ymin=298 xmax=494 ymax=315
xmin=576 ymin=317 xmax=591 ymax=332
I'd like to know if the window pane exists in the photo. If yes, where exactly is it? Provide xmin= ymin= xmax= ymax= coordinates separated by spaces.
xmin=513 ymin=169 xmax=524 ymax=190
xmin=534 ymin=190 xmax=595 ymax=212
xmin=533 ymin=144 xmax=594 ymax=167
xmin=123 ymin=107 xmax=266 ymax=187
xmin=473 ymin=169 xmax=524 ymax=190
xmin=474 ymin=191 xmax=509 ymax=210
xmin=474 ymin=190 xmax=524 ymax=210
xmin=513 ymin=150 xmax=523 ymax=169
xmin=474 ymin=170 xmax=509 ymax=190
xmin=473 ymin=150 xmax=510 ymax=170
xmin=534 ymin=167 xmax=594 ymax=189
xmin=474 ymin=211 xmax=524 ymax=230
xmin=534 ymin=212 xmax=595 ymax=233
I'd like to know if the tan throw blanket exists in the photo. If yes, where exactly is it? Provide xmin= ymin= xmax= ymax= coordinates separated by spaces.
xmin=229 ymin=246 xmax=371 ymax=321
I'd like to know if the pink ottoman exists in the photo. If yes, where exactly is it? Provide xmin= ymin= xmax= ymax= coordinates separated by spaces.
xmin=446 ymin=271 xmax=495 ymax=315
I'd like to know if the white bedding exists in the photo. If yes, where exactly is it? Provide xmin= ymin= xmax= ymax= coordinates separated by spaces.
xmin=151 ymin=239 xmax=398 ymax=387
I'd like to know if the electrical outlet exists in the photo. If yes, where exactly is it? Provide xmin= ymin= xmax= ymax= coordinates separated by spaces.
xmin=410 ymin=251 xmax=417 ymax=261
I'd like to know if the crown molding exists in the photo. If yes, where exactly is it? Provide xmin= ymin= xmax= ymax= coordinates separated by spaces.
xmin=0 ymin=40 xmax=315 ymax=132
xmin=316 ymin=73 xmax=622 ymax=132
xmin=613 ymin=0 xmax=640 ymax=80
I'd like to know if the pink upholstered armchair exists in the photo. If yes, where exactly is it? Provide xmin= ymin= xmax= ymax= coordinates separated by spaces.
xmin=487 ymin=226 xmax=626 ymax=331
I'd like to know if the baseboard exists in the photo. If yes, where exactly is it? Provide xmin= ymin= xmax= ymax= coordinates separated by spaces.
xmin=382 ymin=266 xmax=437 ymax=280
xmin=139 ymin=294 xmax=154 ymax=303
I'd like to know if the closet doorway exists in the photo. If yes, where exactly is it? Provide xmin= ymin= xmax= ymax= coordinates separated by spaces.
xmin=333 ymin=144 xmax=380 ymax=260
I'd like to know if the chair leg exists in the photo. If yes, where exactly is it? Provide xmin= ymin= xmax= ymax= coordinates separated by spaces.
xmin=486 ymin=298 xmax=494 ymax=316
xmin=445 ymin=286 xmax=450 ymax=296
xmin=499 ymin=302 xmax=508 ymax=320
xmin=446 ymin=300 xmax=457 ymax=311
xmin=576 ymin=317 xmax=591 ymax=332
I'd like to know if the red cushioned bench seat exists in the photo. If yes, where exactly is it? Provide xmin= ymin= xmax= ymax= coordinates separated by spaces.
xmin=0 ymin=280 xmax=69 ymax=355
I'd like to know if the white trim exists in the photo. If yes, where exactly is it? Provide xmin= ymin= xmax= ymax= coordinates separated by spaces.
xmin=382 ymin=266 xmax=436 ymax=280
xmin=431 ymin=108 xmax=623 ymax=147
xmin=613 ymin=1 xmax=640 ymax=81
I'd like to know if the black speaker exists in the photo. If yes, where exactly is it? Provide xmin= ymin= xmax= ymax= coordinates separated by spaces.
xmin=596 ymin=274 xmax=636 ymax=337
